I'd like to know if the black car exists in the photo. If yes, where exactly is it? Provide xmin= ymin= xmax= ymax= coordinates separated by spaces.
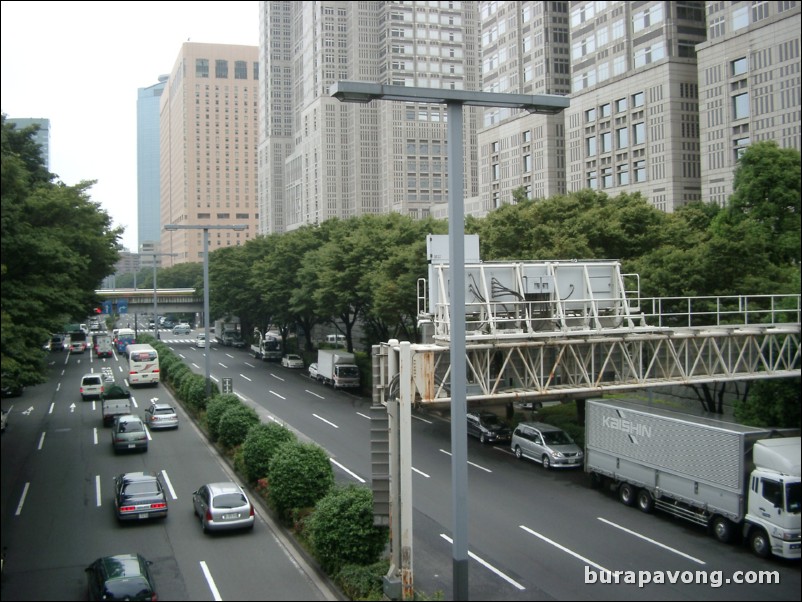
xmin=466 ymin=411 xmax=512 ymax=444
xmin=113 ymin=472 xmax=168 ymax=521
xmin=86 ymin=553 xmax=157 ymax=601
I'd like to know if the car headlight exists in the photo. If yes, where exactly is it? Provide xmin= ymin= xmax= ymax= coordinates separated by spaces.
xmin=550 ymin=450 xmax=564 ymax=458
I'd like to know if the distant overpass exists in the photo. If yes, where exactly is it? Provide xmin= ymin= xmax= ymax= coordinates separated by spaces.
xmin=96 ymin=288 xmax=203 ymax=314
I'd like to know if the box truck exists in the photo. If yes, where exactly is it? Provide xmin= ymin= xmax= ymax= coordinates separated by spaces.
xmin=316 ymin=350 xmax=360 ymax=390
xmin=585 ymin=399 xmax=800 ymax=559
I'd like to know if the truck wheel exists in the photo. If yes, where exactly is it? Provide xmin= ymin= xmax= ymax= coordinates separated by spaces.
xmin=636 ymin=489 xmax=654 ymax=513
xmin=711 ymin=516 xmax=734 ymax=544
xmin=749 ymin=528 xmax=771 ymax=558
xmin=618 ymin=483 xmax=636 ymax=506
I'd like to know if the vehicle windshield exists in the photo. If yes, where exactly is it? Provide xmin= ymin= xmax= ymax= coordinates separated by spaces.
xmin=338 ymin=366 xmax=359 ymax=377
xmin=543 ymin=430 xmax=574 ymax=446
xmin=481 ymin=415 xmax=501 ymax=426
xmin=786 ymin=482 xmax=801 ymax=513
xmin=124 ymin=482 xmax=160 ymax=496
xmin=214 ymin=493 xmax=247 ymax=509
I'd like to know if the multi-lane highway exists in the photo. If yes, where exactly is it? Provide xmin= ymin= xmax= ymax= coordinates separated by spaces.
xmin=2 ymin=333 xmax=799 ymax=601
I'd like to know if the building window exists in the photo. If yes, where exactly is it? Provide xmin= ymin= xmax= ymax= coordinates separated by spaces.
xmin=632 ymin=92 xmax=644 ymax=108
xmin=752 ymin=1 xmax=769 ymax=22
xmin=588 ymin=170 xmax=598 ymax=189
xmin=732 ymin=6 xmax=749 ymax=30
xmin=587 ymin=136 xmax=597 ymax=156
xmin=734 ymin=137 xmax=751 ymax=160
xmin=196 ymin=58 xmax=209 ymax=78
xmin=216 ymin=60 xmax=229 ymax=78
xmin=633 ymin=122 xmax=645 ymax=145
xmin=733 ymin=93 xmax=749 ymax=119
xmin=600 ymin=132 xmax=612 ymax=153
xmin=522 ymin=130 xmax=531 ymax=143
xmin=615 ymin=97 xmax=627 ymax=113
xmin=585 ymin=108 xmax=597 ymax=122
xmin=600 ymin=103 xmax=611 ymax=118
xmin=617 ymin=127 xmax=628 ymax=149
xmin=732 ymin=57 xmax=748 ymax=76
xmin=602 ymin=167 xmax=613 ymax=188
xmin=633 ymin=5 xmax=664 ymax=33
xmin=634 ymin=160 xmax=646 ymax=182
xmin=523 ymin=154 xmax=532 ymax=173
xmin=234 ymin=61 xmax=247 ymax=79
xmin=617 ymin=164 xmax=630 ymax=186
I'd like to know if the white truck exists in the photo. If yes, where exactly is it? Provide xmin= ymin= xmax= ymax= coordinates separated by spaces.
xmin=585 ymin=399 xmax=801 ymax=559
xmin=251 ymin=328 xmax=282 ymax=361
xmin=316 ymin=350 xmax=360 ymax=390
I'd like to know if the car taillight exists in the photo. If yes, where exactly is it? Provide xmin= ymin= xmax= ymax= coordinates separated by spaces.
xmin=150 ymin=503 xmax=167 ymax=510
xmin=153 ymin=368 xmax=159 ymax=373
xmin=249 ymin=504 xmax=254 ymax=517
xmin=206 ymin=509 xmax=213 ymax=522
xmin=120 ymin=505 xmax=136 ymax=512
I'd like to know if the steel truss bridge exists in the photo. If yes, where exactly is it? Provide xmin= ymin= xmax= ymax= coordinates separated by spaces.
xmin=372 ymin=260 xmax=801 ymax=408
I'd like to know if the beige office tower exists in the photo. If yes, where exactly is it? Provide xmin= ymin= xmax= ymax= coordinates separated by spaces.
xmin=160 ymin=43 xmax=260 ymax=265
xmin=696 ymin=1 xmax=801 ymax=207
xmin=258 ymin=1 xmax=481 ymax=234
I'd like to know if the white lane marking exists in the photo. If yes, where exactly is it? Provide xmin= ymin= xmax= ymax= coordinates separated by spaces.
xmin=15 ymin=482 xmax=31 ymax=516
xmin=162 ymin=470 xmax=178 ymax=500
xmin=519 ymin=524 xmax=610 ymax=572
xmin=93 ymin=427 xmax=98 ymax=445
xmin=244 ymin=362 xmax=256 ymax=368
xmin=270 ymin=391 xmax=286 ymax=400
xmin=199 ymin=561 xmax=223 ymax=601
xmin=37 ymin=432 xmax=46 ymax=450
xmin=49 ymin=402 xmax=55 ymax=414
xmin=412 ymin=467 xmax=430 ymax=478
xmin=438 ymin=449 xmax=492 ymax=472
xmin=271 ymin=373 xmax=285 ymax=382
xmin=96 ymin=475 xmax=102 ymax=507
xmin=240 ymin=374 xmax=252 ymax=382
xmin=306 ymin=390 xmax=325 ymax=399
xmin=313 ymin=414 xmax=338 ymax=428
xmin=218 ymin=362 xmax=228 ymax=369
xmin=596 ymin=517 xmax=706 ymax=565
xmin=440 ymin=533 xmax=525 ymax=591
xmin=413 ymin=414 xmax=433 ymax=424
xmin=356 ymin=412 xmax=371 ymax=419
xmin=330 ymin=459 xmax=365 ymax=483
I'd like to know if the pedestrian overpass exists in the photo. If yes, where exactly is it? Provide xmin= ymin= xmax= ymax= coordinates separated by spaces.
xmin=96 ymin=288 xmax=203 ymax=315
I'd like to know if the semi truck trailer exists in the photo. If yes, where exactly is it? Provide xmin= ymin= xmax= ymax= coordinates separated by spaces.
xmin=585 ymin=399 xmax=800 ymax=559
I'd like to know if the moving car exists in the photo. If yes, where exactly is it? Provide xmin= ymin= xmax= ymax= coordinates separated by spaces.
xmin=511 ymin=421 xmax=583 ymax=469
xmin=80 ymin=373 xmax=105 ymax=401
xmin=113 ymin=471 xmax=168 ymax=521
xmin=281 ymin=354 xmax=304 ymax=369
xmin=466 ymin=411 xmax=512 ymax=444
xmin=49 ymin=334 xmax=65 ymax=352
xmin=85 ymin=553 xmax=157 ymax=601
xmin=144 ymin=402 xmax=179 ymax=430
xmin=192 ymin=481 xmax=255 ymax=532
xmin=195 ymin=333 xmax=207 ymax=348
xmin=172 ymin=323 xmax=191 ymax=335
xmin=111 ymin=415 xmax=148 ymax=453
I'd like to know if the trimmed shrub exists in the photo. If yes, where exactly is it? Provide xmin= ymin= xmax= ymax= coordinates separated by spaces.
xmin=336 ymin=560 xmax=390 ymax=602
xmin=308 ymin=485 xmax=388 ymax=574
xmin=159 ymin=353 xmax=182 ymax=382
xmin=217 ymin=404 xmax=260 ymax=449
xmin=180 ymin=373 xmax=208 ymax=412
xmin=168 ymin=363 xmax=192 ymax=389
xmin=241 ymin=422 xmax=298 ymax=483
xmin=205 ymin=394 xmax=242 ymax=441
xmin=268 ymin=442 xmax=334 ymax=520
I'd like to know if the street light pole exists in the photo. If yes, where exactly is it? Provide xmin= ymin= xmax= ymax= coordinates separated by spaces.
xmin=332 ymin=81 xmax=568 ymax=601
xmin=150 ymin=253 xmax=178 ymax=340
xmin=164 ymin=224 xmax=246 ymax=397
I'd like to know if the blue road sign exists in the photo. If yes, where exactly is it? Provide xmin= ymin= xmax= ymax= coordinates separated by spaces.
xmin=117 ymin=299 xmax=129 ymax=314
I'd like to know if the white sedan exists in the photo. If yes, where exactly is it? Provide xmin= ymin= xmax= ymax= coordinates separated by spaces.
xmin=195 ymin=333 xmax=207 ymax=348
xmin=281 ymin=354 xmax=304 ymax=369
xmin=308 ymin=363 xmax=319 ymax=380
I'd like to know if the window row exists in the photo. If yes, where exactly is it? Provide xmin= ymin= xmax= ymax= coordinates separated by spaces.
xmin=587 ymin=161 xmax=647 ymax=189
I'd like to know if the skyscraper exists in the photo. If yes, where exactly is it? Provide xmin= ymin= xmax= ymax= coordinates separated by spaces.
xmin=7 ymin=117 xmax=51 ymax=169
xmin=159 ymin=43 xmax=260 ymax=265
xmin=137 ymin=75 xmax=168 ymax=263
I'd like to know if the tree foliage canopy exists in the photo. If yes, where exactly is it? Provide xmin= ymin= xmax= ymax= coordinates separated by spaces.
xmin=1 ymin=114 xmax=122 ymax=389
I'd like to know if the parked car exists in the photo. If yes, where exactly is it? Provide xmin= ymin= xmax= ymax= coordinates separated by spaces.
xmin=308 ymin=362 xmax=319 ymax=380
xmin=113 ymin=471 xmax=168 ymax=521
xmin=511 ymin=421 xmax=584 ymax=469
xmin=466 ymin=411 xmax=512 ymax=444
xmin=111 ymin=414 xmax=148 ymax=453
xmin=85 ymin=553 xmax=157 ymax=601
xmin=144 ymin=402 xmax=179 ymax=430
xmin=172 ymin=323 xmax=191 ymax=335
xmin=281 ymin=354 xmax=304 ymax=369
xmin=80 ymin=373 xmax=105 ymax=401
xmin=192 ymin=481 xmax=255 ymax=533
xmin=195 ymin=333 xmax=207 ymax=348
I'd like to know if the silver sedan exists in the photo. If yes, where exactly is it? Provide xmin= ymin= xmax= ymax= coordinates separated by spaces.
xmin=192 ymin=482 xmax=254 ymax=532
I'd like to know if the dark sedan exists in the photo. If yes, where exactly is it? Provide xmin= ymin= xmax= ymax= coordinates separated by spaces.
xmin=86 ymin=553 xmax=157 ymax=601
xmin=113 ymin=471 xmax=168 ymax=521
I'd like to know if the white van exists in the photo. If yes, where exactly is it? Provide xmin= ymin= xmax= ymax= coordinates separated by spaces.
xmin=126 ymin=344 xmax=160 ymax=387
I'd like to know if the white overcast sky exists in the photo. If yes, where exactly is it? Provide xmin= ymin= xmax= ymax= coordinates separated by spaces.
xmin=1 ymin=0 xmax=259 ymax=251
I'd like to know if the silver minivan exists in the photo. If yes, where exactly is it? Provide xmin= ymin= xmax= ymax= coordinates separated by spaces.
xmin=510 ymin=421 xmax=583 ymax=469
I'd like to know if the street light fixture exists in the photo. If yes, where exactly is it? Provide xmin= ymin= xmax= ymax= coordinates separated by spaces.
xmin=164 ymin=224 xmax=247 ymax=397
xmin=332 ymin=81 xmax=568 ymax=601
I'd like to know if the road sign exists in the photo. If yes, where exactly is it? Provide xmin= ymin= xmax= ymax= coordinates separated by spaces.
xmin=222 ymin=377 xmax=233 ymax=394
xmin=117 ymin=299 xmax=128 ymax=314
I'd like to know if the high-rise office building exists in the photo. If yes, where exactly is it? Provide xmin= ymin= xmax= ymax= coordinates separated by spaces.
xmin=258 ymin=1 xmax=481 ymax=234
xmin=159 ymin=43 xmax=260 ymax=265
xmin=7 ymin=117 xmax=51 ymax=169
xmin=137 ymin=75 xmax=168 ymax=265
xmin=696 ymin=1 xmax=801 ymax=206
